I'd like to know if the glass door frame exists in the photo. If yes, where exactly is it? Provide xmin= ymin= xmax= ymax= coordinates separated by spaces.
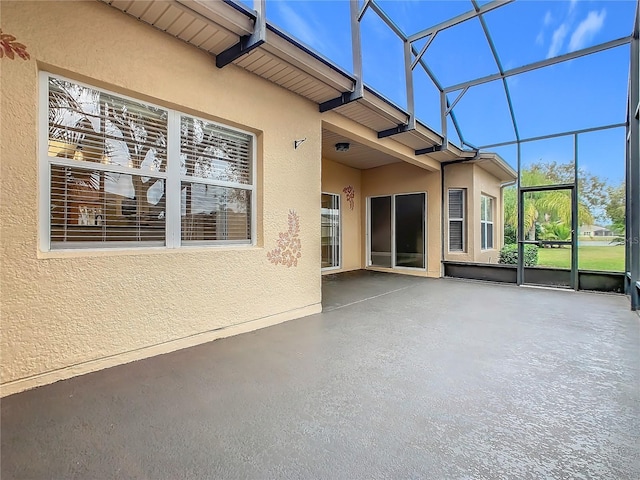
xmin=366 ymin=192 xmax=427 ymax=271
xmin=321 ymin=192 xmax=341 ymax=271
xmin=517 ymin=183 xmax=578 ymax=289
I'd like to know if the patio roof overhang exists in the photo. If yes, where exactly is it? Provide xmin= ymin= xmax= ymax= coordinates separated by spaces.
xmin=99 ymin=0 xmax=469 ymax=165
xmin=472 ymin=153 xmax=518 ymax=183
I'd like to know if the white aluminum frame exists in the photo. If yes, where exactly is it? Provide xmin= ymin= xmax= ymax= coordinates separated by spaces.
xmin=480 ymin=193 xmax=495 ymax=250
xmin=321 ymin=191 xmax=342 ymax=271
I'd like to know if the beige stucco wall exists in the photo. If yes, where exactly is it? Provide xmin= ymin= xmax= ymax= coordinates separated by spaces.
xmin=362 ymin=162 xmax=442 ymax=278
xmin=321 ymin=158 xmax=362 ymax=273
xmin=443 ymin=163 xmax=505 ymax=264
xmin=443 ymin=164 xmax=475 ymax=262
xmin=0 ymin=1 xmax=323 ymax=395
xmin=473 ymin=164 xmax=504 ymax=264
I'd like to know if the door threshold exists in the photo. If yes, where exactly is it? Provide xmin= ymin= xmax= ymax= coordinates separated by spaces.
xmin=520 ymin=284 xmax=574 ymax=291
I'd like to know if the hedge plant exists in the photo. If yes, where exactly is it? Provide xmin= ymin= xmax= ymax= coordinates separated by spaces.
xmin=498 ymin=244 xmax=539 ymax=267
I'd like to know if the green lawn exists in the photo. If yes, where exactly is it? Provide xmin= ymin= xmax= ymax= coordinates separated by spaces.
xmin=536 ymin=246 xmax=625 ymax=272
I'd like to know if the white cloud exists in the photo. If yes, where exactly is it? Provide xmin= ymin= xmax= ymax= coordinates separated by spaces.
xmin=547 ymin=23 xmax=568 ymax=58
xmin=569 ymin=9 xmax=606 ymax=51
xmin=544 ymin=11 xmax=553 ymax=26
xmin=273 ymin=2 xmax=327 ymax=53
xmin=535 ymin=31 xmax=544 ymax=46
xmin=569 ymin=0 xmax=578 ymax=14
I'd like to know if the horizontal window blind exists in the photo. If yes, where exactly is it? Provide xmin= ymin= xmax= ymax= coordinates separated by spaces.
xmin=448 ymin=189 xmax=465 ymax=252
xmin=181 ymin=184 xmax=251 ymax=242
xmin=48 ymin=77 xmax=168 ymax=170
xmin=180 ymin=116 xmax=251 ymax=185
xmin=179 ymin=114 xmax=253 ymax=244
xmin=50 ymin=165 xmax=166 ymax=245
xmin=43 ymin=74 xmax=255 ymax=250
xmin=449 ymin=189 xmax=464 ymax=219
xmin=449 ymin=221 xmax=463 ymax=251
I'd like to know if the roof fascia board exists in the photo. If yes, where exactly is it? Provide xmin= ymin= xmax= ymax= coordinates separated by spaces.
xmin=475 ymin=155 xmax=517 ymax=180
xmin=176 ymin=0 xmax=255 ymax=36
xmin=363 ymin=86 xmax=408 ymax=117
xmin=359 ymin=89 xmax=409 ymax=125
xmin=215 ymin=0 xmax=265 ymax=68
xmin=265 ymin=24 xmax=357 ymax=82
xmin=414 ymin=121 xmax=445 ymax=145
xmin=116 ymin=0 xmax=501 ymax=169
xmin=262 ymin=28 xmax=355 ymax=92
xmin=446 ymin=142 xmax=476 ymax=158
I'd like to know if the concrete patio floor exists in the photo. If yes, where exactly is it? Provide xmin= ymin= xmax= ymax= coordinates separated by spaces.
xmin=2 ymin=271 xmax=639 ymax=479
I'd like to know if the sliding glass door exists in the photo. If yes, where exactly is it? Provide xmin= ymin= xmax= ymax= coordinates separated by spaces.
xmin=395 ymin=193 xmax=425 ymax=268
xmin=368 ymin=193 xmax=426 ymax=270
xmin=370 ymin=196 xmax=392 ymax=267
xmin=321 ymin=193 xmax=340 ymax=270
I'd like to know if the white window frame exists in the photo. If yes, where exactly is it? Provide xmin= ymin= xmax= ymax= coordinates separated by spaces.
xmin=39 ymin=72 xmax=256 ymax=252
xmin=481 ymin=194 xmax=495 ymax=250
xmin=448 ymin=188 xmax=466 ymax=253
xmin=321 ymin=192 xmax=341 ymax=271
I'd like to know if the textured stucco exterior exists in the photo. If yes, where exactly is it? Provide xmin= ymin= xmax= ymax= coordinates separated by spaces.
xmin=444 ymin=164 xmax=474 ymax=262
xmin=473 ymin=164 xmax=505 ymax=263
xmin=322 ymin=160 xmax=442 ymax=277
xmin=320 ymin=113 xmax=442 ymax=277
xmin=444 ymin=163 xmax=506 ymax=263
xmin=0 ymin=0 xmax=323 ymax=395
xmin=321 ymin=158 xmax=362 ymax=274
xmin=0 ymin=0 xmax=515 ymax=396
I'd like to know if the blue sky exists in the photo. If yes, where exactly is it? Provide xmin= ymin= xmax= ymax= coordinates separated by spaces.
xmin=246 ymin=0 xmax=635 ymax=186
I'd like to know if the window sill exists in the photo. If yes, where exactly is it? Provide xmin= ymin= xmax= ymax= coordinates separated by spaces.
xmin=38 ymin=243 xmax=261 ymax=260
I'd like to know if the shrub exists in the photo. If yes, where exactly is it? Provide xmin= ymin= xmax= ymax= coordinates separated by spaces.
xmin=498 ymin=244 xmax=538 ymax=267
xmin=503 ymin=225 xmax=517 ymax=245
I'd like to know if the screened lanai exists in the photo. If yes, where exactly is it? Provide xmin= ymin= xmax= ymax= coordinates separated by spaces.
xmin=2 ymin=1 xmax=639 ymax=477
xmin=252 ymin=0 xmax=639 ymax=310
xmin=99 ymin=0 xmax=639 ymax=308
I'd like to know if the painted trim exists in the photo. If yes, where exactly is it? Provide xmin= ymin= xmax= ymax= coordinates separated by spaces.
xmin=38 ymin=71 xmax=50 ymax=253
xmin=1 ymin=302 xmax=322 ymax=398
xmin=166 ymin=110 xmax=181 ymax=248
xmin=480 ymin=193 xmax=495 ymax=251
xmin=321 ymin=191 xmax=342 ymax=271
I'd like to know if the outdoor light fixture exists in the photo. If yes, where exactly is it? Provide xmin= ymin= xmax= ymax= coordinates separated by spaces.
xmin=335 ymin=142 xmax=350 ymax=152
xmin=294 ymin=138 xmax=306 ymax=149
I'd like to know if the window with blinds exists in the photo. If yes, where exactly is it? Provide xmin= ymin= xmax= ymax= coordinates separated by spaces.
xmin=448 ymin=189 xmax=465 ymax=252
xmin=43 ymin=74 xmax=255 ymax=250
xmin=180 ymin=117 xmax=252 ymax=243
